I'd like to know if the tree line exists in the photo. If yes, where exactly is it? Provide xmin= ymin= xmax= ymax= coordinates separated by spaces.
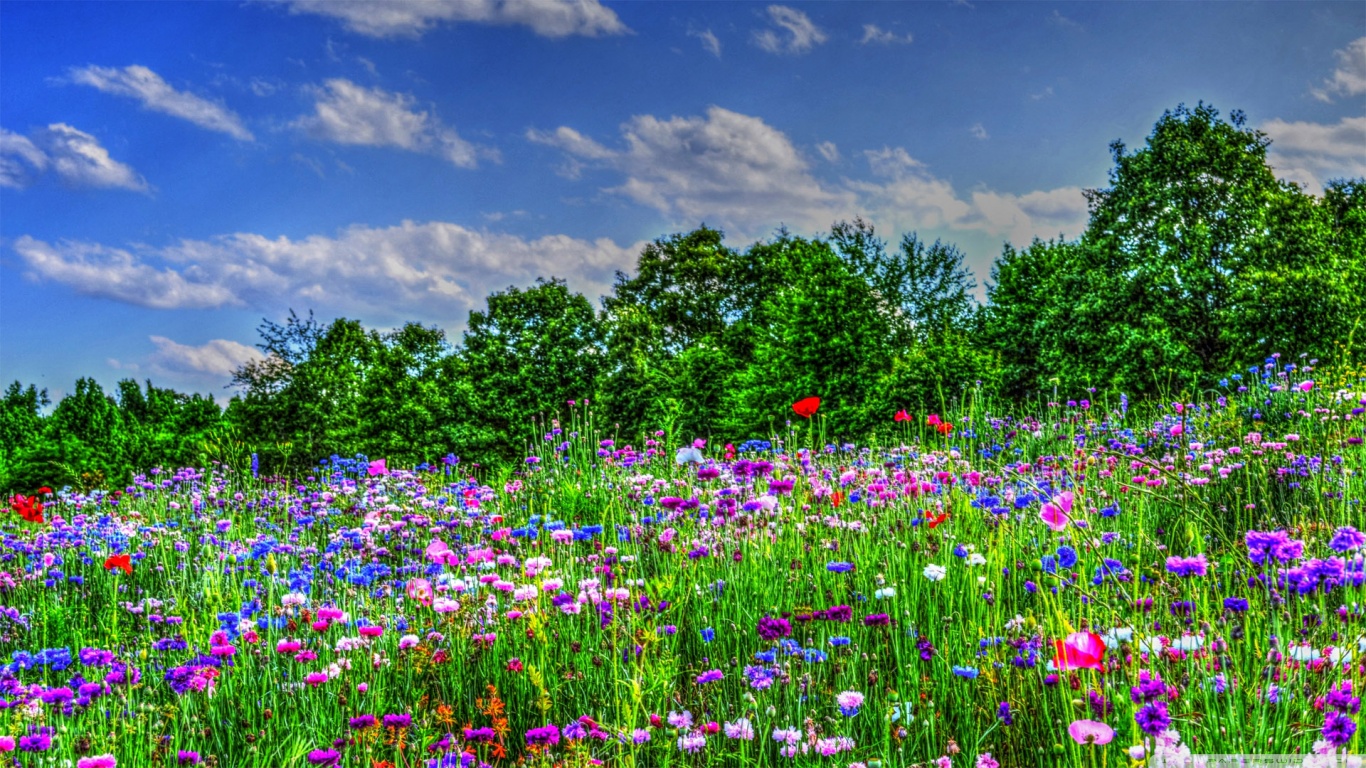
xmin=2 ymin=103 xmax=1362 ymax=492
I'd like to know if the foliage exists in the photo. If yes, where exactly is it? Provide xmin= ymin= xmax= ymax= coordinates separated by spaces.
xmin=1 ymin=102 xmax=1361 ymax=493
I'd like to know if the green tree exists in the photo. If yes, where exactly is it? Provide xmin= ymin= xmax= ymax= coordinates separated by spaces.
xmin=458 ymin=278 xmax=605 ymax=463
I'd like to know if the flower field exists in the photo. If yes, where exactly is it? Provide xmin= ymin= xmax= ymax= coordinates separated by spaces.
xmin=2 ymin=364 xmax=1364 ymax=768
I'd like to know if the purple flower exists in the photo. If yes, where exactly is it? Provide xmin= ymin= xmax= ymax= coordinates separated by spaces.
xmin=997 ymin=701 xmax=1013 ymax=725
xmin=464 ymin=727 xmax=495 ymax=743
xmin=177 ymin=752 xmax=202 ymax=765
xmin=349 ymin=715 xmax=378 ymax=729
xmin=695 ymin=669 xmax=724 ymax=685
xmin=1165 ymin=554 xmax=1208 ymax=577
xmin=863 ymin=613 xmax=891 ymax=626
xmin=306 ymin=749 xmax=341 ymax=766
xmin=1135 ymin=701 xmax=1171 ymax=736
xmin=826 ymin=561 xmax=855 ymax=573
xmin=1323 ymin=711 xmax=1357 ymax=747
xmin=1223 ymin=597 xmax=1249 ymax=612
xmin=526 ymin=724 xmax=560 ymax=746
xmin=1329 ymin=526 xmax=1366 ymax=553
xmin=757 ymin=616 xmax=791 ymax=641
xmin=383 ymin=713 xmax=412 ymax=729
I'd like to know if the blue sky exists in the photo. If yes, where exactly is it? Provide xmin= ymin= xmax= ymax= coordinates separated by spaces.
xmin=2 ymin=1 xmax=1362 ymax=403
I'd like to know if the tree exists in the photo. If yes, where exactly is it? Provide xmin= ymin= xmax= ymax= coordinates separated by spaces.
xmin=458 ymin=278 xmax=605 ymax=462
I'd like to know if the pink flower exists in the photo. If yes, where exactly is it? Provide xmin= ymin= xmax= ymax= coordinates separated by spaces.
xmin=359 ymin=625 xmax=383 ymax=638
xmin=1169 ymin=424 xmax=1184 ymax=437
xmin=425 ymin=538 xmax=458 ymax=565
xmin=305 ymin=672 xmax=328 ymax=687
xmin=975 ymin=754 xmax=1000 ymax=768
xmin=367 ymin=458 xmax=388 ymax=476
xmin=1299 ymin=380 xmax=1314 ymax=392
xmin=406 ymin=578 xmax=434 ymax=607
xmin=1067 ymin=719 xmax=1115 ymax=745
xmin=1053 ymin=632 xmax=1106 ymax=671
xmin=77 ymin=757 xmax=117 ymax=768
xmin=1039 ymin=494 xmax=1072 ymax=532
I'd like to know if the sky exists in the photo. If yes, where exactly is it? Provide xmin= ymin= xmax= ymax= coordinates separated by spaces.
xmin=2 ymin=1 xmax=1363 ymax=404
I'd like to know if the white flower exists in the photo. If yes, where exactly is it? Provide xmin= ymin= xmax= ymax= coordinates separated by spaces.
xmin=966 ymin=553 xmax=986 ymax=567
xmin=874 ymin=587 xmax=896 ymax=600
xmin=923 ymin=564 xmax=948 ymax=582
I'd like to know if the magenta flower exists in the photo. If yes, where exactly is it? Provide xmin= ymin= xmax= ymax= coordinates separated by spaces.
xmin=1067 ymin=719 xmax=1115 ymax=745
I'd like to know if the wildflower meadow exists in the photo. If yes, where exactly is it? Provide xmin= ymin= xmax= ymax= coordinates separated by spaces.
xmin=2 ymin=362 xmax=1364 ymax=768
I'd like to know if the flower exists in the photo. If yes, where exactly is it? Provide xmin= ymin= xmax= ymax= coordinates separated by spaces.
xmin=894 ymin=409 xmax=912 ymax=422
xmin=8 ymin=494 xmax=44 ymax=524
xmin=1067 ymin=719 xmax=1115 ymax=745
xmin=1165 ymin=554 xmax=1208 ymax=577
xmin=923 ymin=564 xmax=948 ymax=581
xmin=724 ymin=718 xmax=755 ymax=740
xmin=306 ymin=749 xmax=341 ymax=766
xmin=695 ymin=669 xmax=723 ymax=684
xmin=1135 ymin=701 xmax=1171 ymax=736
xmin=836 ymin=690 xmax=864 ymax=716
xmin=103 ymin=554 xmax=132 ymax=575
xmin=1039 ymin=494 xmax=1073 ymax=531
xmin=77 ymin=758 xmax=117 ymax=768
xmin=1322 ymin=711 xmax=1357 ymax=747
xmin=1053 ymin=631 xmax=1106 ymax=671
xmin=1329 ymin=526 xmax=1366 ymax=553
xmin=406 ymin=578 xmax=434 ymax=607
xmin=757 ymin=616 xmax=791 ymax=641
xmin=525 ymin=724 xmax=560 ymax=746
xmin=792 ymin=397 xmax=821 ymax=418
xmin=367 ymin=458 xmax=388 ymax=476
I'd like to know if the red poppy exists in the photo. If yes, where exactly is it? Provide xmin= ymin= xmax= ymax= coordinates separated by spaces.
xmin=830 ymin=491 xmax=844 ymax=508
xmin=104 ymin=554 xmax=132 ymax=575
xmin=926 ymin=511 xmax=950 ymax=529
xmin=8 ymin=495 xmax=44 ymax=524
xmin=936 ymin=422 xmax=954 ymax=435
xmin=894 ymin=410 xmax=912 ymax=422
xmin=37 ymin=486 xmax=52 ymax=495
xmin=792 ymin=397 xmax=820 ymax=419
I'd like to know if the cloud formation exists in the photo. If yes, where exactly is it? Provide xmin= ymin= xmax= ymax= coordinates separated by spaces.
xmin=690 ymin=27 xmax=722 ymax=57
xmin=530 ymin=106 xmax=1089 ymax=244
xmin=292 ymin=79 xmax=496 ymax=168
xmin=753 ymin=5 xmax=826 ymax=54
xmin=148 ymin=336 xmax=264 ymax=378
xmin=859 ymin=24 xmax=912 ymax=45
xmin=14 ymin=222 xmax=642 ymax=328
xmin=283 ymin=0 xmax=629 ymax=39
xmin=1263 ymin=115 xmax=1366 ymax=193
xmin=1311 ymin=37 xmax=1366 ymax=102
xmin=66 ymin=65 xmax=253 ymax=140
xmin=530 ymin=106 xmax=856 ymax=232
xmin=0 ymin=124 xmax=146 ymax=191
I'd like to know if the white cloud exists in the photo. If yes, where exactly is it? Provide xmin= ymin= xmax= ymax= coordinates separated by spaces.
xmin=753 ymin=5 xmax=826 ymax=54
xmin=1 ymin=124 xmax=146 ymax=191
xmin=13 ymin=223 xmax=642 ymax=328
xmin=690 ymin=27 xmax=722 ymax=57
xmin=66 ymin=65 xmax=253 ymax=140
xmin=530 ymin=106 xmax=1089 ymax=246
xmin=970 ymin=123 xmax=989 ymax=140
xmin=1263 ymin=115 xmax=1366 ymax=193
xmin=1030 ymin=86 xmax=1055 ymax=101
xmin=531 ymin=106 xmax=856 ymax=234
xmin=1312 ymin=37 xmax=1366 ymax=102
xmin=293 ymin=79 xmax=496 ymax=168
xmin=859 ymin=24 xmax=912 ymax=45
xmin=282 ymin=0 xmax=629 ymax=39
xmin=0 ymin=129 xmax=47 ymax=188
xmin=148 ymin=336 xmax=264 ymax=378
